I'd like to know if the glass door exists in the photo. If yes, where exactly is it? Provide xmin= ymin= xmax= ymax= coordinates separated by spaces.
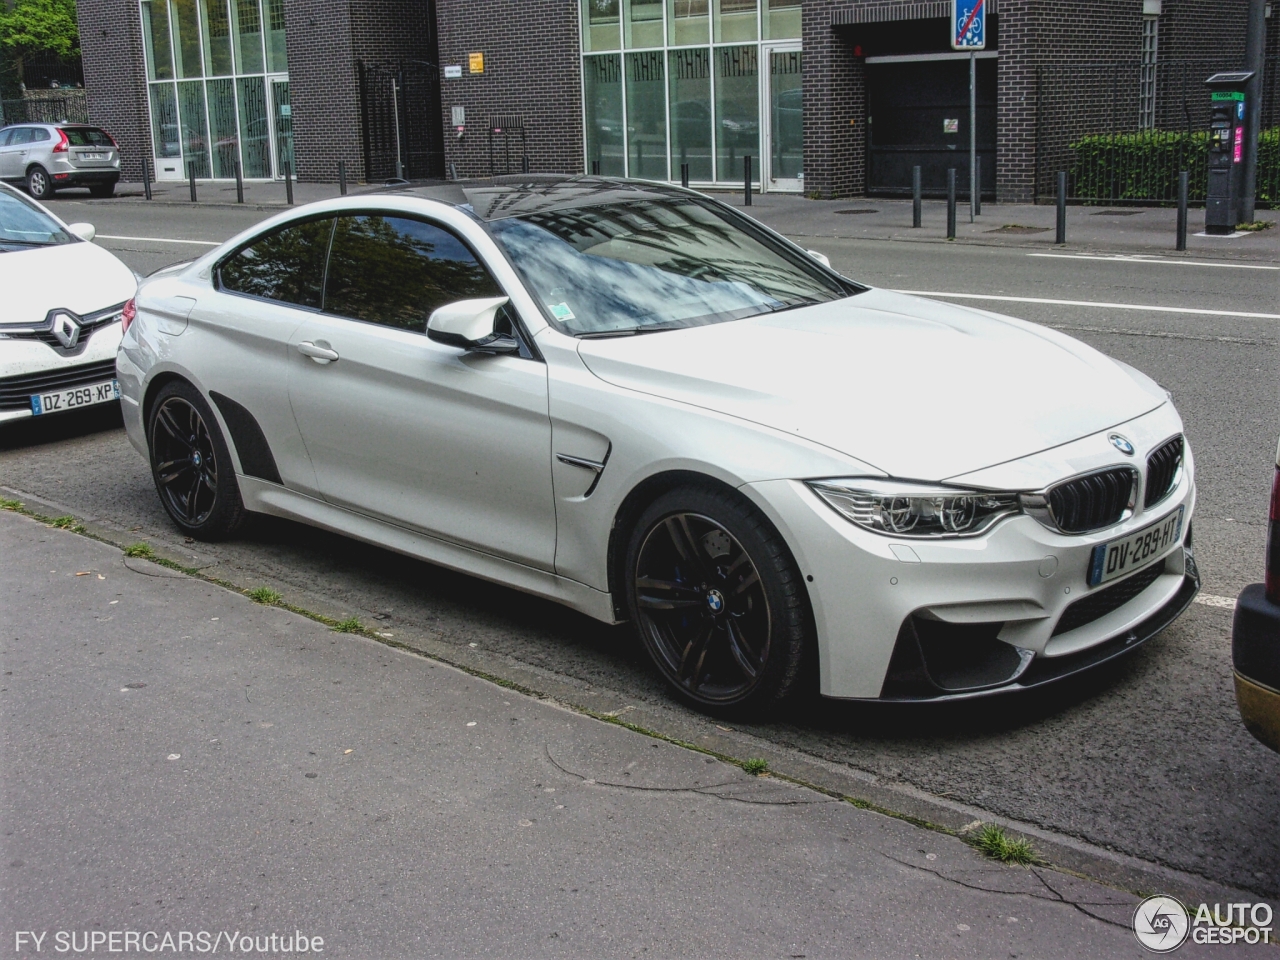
xmin=269 ymin=77 xmax=293 ymax=178
xmin=762 ymin=45 xmax=802 ymax=192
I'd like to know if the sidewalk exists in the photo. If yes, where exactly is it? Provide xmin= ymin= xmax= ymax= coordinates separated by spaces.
xmin=0 ymin=509 xmax=1229 ymax=959
xmin=101 ymin=176 xmax=1280 ymax=259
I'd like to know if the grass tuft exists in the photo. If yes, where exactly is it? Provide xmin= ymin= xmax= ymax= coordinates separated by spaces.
xmin=51 ymin=516 xmax=85 ymax=532
xmin=0 ymin=498 xmax=23 ymax=510
xmin=333 ymin=617 xmax=364 ymax=633
xmin=1237 ymin=220 xmax=1274 ymax=232
xmin=246 ymin=586 xmax=283 ymax=605
xmin=742 ymin=758 xmax=769 ymax=776
xmin=972 ymin=824 xmax=1040 ymax=866
xmin=123 ymin=542 xmax=156 ymax=559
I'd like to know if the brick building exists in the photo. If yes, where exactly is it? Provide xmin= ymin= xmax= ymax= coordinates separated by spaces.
xmin=75 ymin=0 xmax=1271 ymax=201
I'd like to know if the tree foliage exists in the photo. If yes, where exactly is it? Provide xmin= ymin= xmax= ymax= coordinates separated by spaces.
xmin=0 ymin=0 xmax=79 ymax=58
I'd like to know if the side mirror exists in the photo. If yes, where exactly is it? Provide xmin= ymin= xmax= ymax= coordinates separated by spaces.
xmin=807 ymin=249 xmax=831 ymax=268
xmin=426 ymin=296 xmax=520 ymax=354
xmin=67 ymin=222 xmax=96 ymax=242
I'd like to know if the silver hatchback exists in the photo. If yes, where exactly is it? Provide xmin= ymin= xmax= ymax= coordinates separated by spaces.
xmin=0 ymin=124 xmax=121 ymax=200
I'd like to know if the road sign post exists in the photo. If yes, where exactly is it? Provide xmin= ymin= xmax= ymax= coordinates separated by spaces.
xmin=952 ymin=0 xmax=985 ymax=222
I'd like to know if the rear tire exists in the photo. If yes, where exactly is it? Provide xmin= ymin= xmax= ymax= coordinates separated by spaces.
xmin=147 ymin=380 xmax=245 ymax=540
xmin=26 ymin=166 xmax=52 ymax=200
xmin=88 ymin=182 xmax=115 ymax=198
xmin=623 ymin=485 xmax=811 ymax=718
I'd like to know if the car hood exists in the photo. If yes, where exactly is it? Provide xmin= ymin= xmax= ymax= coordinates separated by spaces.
xmin=0 ymin=241 xmax=136 ymax=325
xmin=576 ymin=288 xmax=1167 ymax=481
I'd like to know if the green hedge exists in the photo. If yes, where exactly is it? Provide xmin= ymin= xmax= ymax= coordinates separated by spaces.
xmin=1069 ymin=127 xmax=1280 ymax=203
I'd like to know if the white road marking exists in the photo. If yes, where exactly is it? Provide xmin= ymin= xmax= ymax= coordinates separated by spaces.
xmin=889 ymin=290 xmax=1280 ymax=321
xmin=1194 ymin=594 xmax=1237 ymax=610
xmin=96 ymin=234 xmax=221 ymax=246
xmin=1027 ymin=253 xmax=1279 ymax=271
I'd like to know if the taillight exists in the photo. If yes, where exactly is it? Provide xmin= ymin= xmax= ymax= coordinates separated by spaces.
xmin=52 ymin=129 xmax=69 ymax=153
xmin=1266 ymin=464 xmax=1280 ymax=604
xmin=120 ymin=299 xmax=136 ymax=335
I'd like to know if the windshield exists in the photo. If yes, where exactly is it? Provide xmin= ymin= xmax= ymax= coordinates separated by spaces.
xmin=0 ymin=188 xmax=72 ymax=249
xmin=486 ymin=197 xmax=853 ymax=336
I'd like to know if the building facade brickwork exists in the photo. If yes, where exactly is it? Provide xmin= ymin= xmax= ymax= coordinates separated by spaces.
xmin=76 ymin=0 xmax=152 ymax=182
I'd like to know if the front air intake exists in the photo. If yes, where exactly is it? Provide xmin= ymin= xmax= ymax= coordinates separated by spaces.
xmin=1047 ymin=467 xmax=1138 ymax=533
xmin=1145 ymin=435 xmax=1184 ymax=509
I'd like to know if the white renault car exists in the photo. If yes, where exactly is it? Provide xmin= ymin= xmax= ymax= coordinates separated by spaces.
xmin=118 ymin=177 xmax=1198 ymax=715
xmin=0 ymin=182 xmax=136 ymax=423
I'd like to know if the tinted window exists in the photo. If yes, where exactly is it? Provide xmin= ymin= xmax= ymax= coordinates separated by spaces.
xmin=323 ymin=215 xmax=502 ymax=332
xmin=218 ymin=217 xmax=333 ymax=308
xmin=63 ymin=128 xmax=113 ymax=147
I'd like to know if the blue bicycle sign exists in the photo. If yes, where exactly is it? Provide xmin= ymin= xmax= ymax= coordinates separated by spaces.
xmin=952 ymin=0 xmax=986 ymax=49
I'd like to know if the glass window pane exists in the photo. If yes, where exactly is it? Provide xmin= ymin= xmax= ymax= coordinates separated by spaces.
xmin=270 ymin=80 xmax=293 ymax=174
xmin=623 ymin=0 xmax=663 ymax=48
xmin=668 ymin=48 xmax=711 ymax=181
xmin=713 ymin=0 xmax=756 ymax=42
xmin=763 ymin=0 xmax=799 ymax=39
xmin=324 ymin=216 xmax=502 ymax=331
xmin=667 ymin=0 xmax=707 ymax=45
xmin=264 ymin=0 xmax=287 ymax=72
xmin=200 ymin=0 xmax=233 ymax=75
xmin=170 ymin=0 xmax=204 ymax=78
xmin=149 ymin=83 xmax=182 ymax=158
xmin=219 ymin=218 xmax=333 ymax=307
xmin=581 ymin=0 xmax=620 ymax=51
xmin=625 ymin=51 xmax=667 ymax=179
xmin=177 ymin=79 xmax=211 ymax=177
xmin=769 ymin=50 xmax=802 ymax=179
xmin=206 ymin=78 xmax=239 ymax=177
xmin=584 ymin=54 xmax=625 ymax=176
xmin=236 ymin=76 xmax=271 ymax=177
xmin=231 ymin=0 xmax=264 ymax=74
xmin=715 ymin=45 xmax=758 ymax=180
xmin=141 ymin=0 xmax=174 ymax=81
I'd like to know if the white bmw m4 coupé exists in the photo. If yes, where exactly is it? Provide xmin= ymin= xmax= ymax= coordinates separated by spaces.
xmin=118 ymin=177 xmax=1198 ymax=715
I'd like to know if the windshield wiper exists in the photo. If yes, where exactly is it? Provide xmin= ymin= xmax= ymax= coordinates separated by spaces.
xmin=0 ymin=238 xmax=56 ymax=247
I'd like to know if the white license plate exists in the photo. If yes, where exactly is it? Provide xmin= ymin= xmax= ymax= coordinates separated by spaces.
xmin=1087 ymin=506 xmax=1184 ymax=587
xmin=80 ymin=152 xmax=106 ymax=160
xmin=30 ymin=379 xmax=119 ymax=416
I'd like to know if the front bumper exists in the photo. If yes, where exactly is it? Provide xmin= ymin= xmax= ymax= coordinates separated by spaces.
xmin=1232 ymin=583 xmax=1280 ymax=753
xmin=0 ymin=324 xmax=123 ymax=423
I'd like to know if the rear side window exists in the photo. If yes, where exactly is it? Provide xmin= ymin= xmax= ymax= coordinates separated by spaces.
xmin=0 ymin=129 xmax=11 ymax=147
xmin=63 ymin=128 xmax=113 ymax=147
xmin=6 ymin=128 xmax=34 ymax=145
xmin=218 ymin=217 xmax=334 ymax=309
xmin=29 ymin=128 xmax=50 ymax=142
xmin=323 ymin=215 xmax=502 ymax=332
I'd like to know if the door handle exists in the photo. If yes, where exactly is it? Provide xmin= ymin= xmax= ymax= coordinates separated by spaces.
xmin=297 ymin=341 xmax=339 ymax=363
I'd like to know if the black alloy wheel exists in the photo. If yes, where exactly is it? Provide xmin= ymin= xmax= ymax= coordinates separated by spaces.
xmin=625 ymin=487 xmax=810 ymax=716
xmin=147 ymin=381 xmax=245 ymax=539
xmin=26 ymin=166 xmax=52 ymax=200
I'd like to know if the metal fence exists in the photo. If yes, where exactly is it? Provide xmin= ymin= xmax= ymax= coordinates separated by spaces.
xmin=358 ymin=60 xmax=445 ymax=182
xmin=1 ymin=95 xmax=89 ymax=126
xmin=1036 ymin=57 xmax=1279 ymax=206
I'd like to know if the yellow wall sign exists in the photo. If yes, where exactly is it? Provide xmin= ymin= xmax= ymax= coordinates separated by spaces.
xmin=468 ymin=52 xmax=484 ymax=74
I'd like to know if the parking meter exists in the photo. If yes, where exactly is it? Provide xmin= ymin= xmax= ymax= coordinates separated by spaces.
xmin=1204 ymin=71 xmax=1253 ymax=234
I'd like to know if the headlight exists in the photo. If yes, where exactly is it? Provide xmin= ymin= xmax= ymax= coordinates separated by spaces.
xmin=807 ymin=478 xmax=1022 ymax=538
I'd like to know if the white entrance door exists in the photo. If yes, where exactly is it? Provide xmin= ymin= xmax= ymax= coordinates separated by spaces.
xmin=762 ymin=45 xmax=803 ymax=193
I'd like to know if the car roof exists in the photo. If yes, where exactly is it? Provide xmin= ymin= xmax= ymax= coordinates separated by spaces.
xmin=374 ymin=175 xmax=702 ymax=222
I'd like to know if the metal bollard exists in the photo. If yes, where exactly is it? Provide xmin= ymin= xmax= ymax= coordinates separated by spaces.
xmin=946 ymin=168 xmax=956 ymax=239
xmin=681 ymin=163 xmax=689 ymax=189
xmin=912 ymin=165 xmax=921 ymax=228
xmin=974 ymin=157 xmax=981 ymax=217
xmin=1056 ymin=170 xmax=1067 ymax=244
xmin=234 ymin=158 xmax=244 ymax=203
xmin=591 ymin=160 xmax=600 ymax=176
xmin=338 ymin=160 xmax=347 ymax=195
xmin=522 ymin=154 xmax=529 ymax=174
xmin=1176 ymin=170 xmax=1188 ymax=252
xmin=142 ymin=158 xmax=152 ymax=201
xmin=284 ymin=162 xmax=294 ymax=206
xmin=188 ymin=163 xmax=197 ymax=202
xmin=449 ymin=162 xmax=458 ymax=182
xmin=744 ymin=155 xmax=752 ymax=206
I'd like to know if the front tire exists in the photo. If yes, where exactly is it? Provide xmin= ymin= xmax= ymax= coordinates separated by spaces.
xmin=624 ymin=485 xmax=811 ymax=717
xmin=147 ymin=381 xmax=245 ymax=540
xmin=26 ymin=166 xmax=52 ymax=200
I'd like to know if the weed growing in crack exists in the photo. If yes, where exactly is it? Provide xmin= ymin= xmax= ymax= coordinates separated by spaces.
xmin=123 ymin=543 xmax=156 ymax=559
xmin=1 ymin=498 xmax=24 ymax=510
xmin=742 ymin=758 xmax=769 ymax=775
xmin=51 ymin=516 xmax=85 ymax=532
xmin=247 ymin=587 xmax=283 ymax=605
xmin=333 ymin=617 xmax=364 ymax=633
xmin=972 ymin=824 xmax=1039 ymax=866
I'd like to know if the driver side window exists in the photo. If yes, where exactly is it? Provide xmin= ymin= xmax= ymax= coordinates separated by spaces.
xmin=322 ymin=214 xmax=504 ymax=333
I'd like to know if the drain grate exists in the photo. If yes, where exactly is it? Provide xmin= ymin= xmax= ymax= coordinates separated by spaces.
xmin=835 ymin=208 xmax=879 ymax=215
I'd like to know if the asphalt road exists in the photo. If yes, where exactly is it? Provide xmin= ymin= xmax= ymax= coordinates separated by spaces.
xmin=4 ymin=196 xmax=1279 ymax=901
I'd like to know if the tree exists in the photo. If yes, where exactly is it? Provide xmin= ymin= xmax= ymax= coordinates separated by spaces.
xmin=0 ymin=0 xmax=79 ymax=89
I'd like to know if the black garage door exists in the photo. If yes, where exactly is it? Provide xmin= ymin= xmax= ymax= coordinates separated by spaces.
xmin=867 ymin=57 xmax=996 ymax=199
